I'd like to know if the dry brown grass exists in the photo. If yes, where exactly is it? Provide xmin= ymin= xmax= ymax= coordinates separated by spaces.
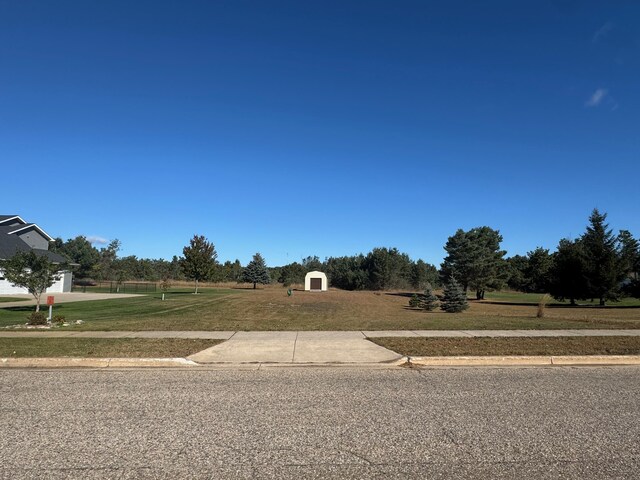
xmin=171 ymin=287 xmax=638 ymax=330
xmin=0 ymin=338 xmax=221 ymax=357
xmin=370 ymin=336 xmax=640 ymax=356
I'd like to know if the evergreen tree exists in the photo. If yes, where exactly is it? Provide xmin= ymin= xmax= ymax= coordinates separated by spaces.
xmin=441 ymin=227 xmax=507 ymax=299
xmin=581 ymin=209 xmax=623 ymax=305
xmin=524 ymin=247 xmax=553 ymax=293
xmin=278 ymin=262 xmax=306 ymax=286
xmin=242 ymin=253 xmax=271 ymax=289
xmin=619 ymin=230 xmax=640 ymax=298
xmin=548 ymin=239 xmax=589 ymax=306
xmin=181 ymin=235 xmax=218 ymax=294
xmin=325 ymin=255 xmax=368 ymax=290
xmin=411 ymin=260 xmax=439 ymax=290
xmin=506 ymin=254 xmax=528 ymax=291
xmin=440 ymin=277 xmax=469 ymax=313
xmin=51 ymin=235 xmax=100 ymax=279
xmin=408 ymin=284 xmax=439 ymax=311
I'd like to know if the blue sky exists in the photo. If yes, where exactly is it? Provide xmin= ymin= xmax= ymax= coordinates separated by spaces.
xmin=2 ymin=1 xmax=639 ymax=266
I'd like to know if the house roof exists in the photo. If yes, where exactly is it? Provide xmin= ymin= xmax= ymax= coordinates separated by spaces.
xmin=0 ymin=215 xmax=27 ymax=225
xmin=0 ymin=234 xmax=67 ymax=263
xmin=4 ymin=223 xmax=54 ymax=241
xmin=0 ymin=215 xmax=68 ymax=264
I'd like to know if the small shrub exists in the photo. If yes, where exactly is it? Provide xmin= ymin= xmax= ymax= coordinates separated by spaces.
xmin=27 ymin=312 xmax=48 ymax=325
xmin=53 ymin=315 xmax=66 ymax=325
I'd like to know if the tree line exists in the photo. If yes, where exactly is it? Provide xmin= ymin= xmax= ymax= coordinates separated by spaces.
xmin=49 ymin=208 xmax=640 ymax=305
xmin=439 ymin=209 xmax=639 ymax=305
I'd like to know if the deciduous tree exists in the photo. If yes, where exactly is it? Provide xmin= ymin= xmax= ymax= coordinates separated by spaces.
xmin=0 ymin=251 xmax=64 ymax=312
xmin=181 ymin=235 xmax=218 ymax=294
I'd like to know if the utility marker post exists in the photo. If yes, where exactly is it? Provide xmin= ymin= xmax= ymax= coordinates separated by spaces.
xmin=46 ymin=295 xmax=55 ymax=322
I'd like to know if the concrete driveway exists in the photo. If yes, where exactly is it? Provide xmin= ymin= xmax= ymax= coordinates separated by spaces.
xmin=0 ymin=292 xmax=140 ymax=308
xmin=188 ymin=331 xmax=403 ymax=364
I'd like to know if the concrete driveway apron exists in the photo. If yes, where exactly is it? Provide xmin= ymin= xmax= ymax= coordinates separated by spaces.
xmin=188 ymin=331 xmax=402 ymax=364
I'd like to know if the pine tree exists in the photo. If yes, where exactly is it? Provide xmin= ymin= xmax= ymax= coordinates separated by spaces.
xmin=549 ymin=238 xmax=589 ymax=306
xmin=440 ymin=277 xmax=469 ymax=313
xmin=440 ymin=227 xmax=507 ymax=299
xmin=419 ymin=284 xmax=440 ymax=311
xmin=408 ymin=284 xmax=439 ymax=311
xmin=242 ymin=253 xmax=271 ymax=289
xmin=581 ymin=209 xmax=623 ymax=305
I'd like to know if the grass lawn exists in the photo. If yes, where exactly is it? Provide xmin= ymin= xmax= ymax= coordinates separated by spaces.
xmin=0 ymin=338 xmax=221 ymax=357
xmin=370 ymin=336 xmax=640 ymax=356
xmin=1 ymin=287 xmax=639 ymax=331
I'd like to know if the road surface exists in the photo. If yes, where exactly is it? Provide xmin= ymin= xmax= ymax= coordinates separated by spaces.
xmin=1 ymin=366 xmax=639 ymax=479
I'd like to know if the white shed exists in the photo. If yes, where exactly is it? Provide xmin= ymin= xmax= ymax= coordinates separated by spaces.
xmin=304 ymin=271 xmax=328 ymax=291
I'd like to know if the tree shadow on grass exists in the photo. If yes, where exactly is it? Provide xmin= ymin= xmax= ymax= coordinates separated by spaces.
xmin=384 ymin=292 xmax=417 ymax=298
xmin=1 ymin=306 xmax=36 ymax=312
xmin=480 ymin=300 xmax=640 ymax=309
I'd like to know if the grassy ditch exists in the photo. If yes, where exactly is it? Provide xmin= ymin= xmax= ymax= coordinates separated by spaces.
xmin=370 ymin=336 xmax=640 ymax=356
xmin=0 ymin=338 xmax=221 ymax=358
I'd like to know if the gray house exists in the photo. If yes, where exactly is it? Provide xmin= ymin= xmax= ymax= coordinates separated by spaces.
xmin=0 ymin=215 xmax=72 ymax=294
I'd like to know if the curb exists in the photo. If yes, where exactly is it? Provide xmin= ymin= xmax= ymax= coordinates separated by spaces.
xmin=0 ymin=357 xmax=199 ymax=368
xmin=3 ymin=356 xmax=640 ymax=369
xmin=407 ymin=355 xmax=640 ymax=367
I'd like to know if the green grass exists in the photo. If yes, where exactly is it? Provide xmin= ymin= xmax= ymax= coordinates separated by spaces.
xmin=1 ymin=287 xmax=639 ymax=331
xmin=370 ymin=336 xmax=640 ymax=356
xmin=0 ymin=338 xmax=221 ymax=357
xmin=0 ymin=297 xmax=28 ymax=303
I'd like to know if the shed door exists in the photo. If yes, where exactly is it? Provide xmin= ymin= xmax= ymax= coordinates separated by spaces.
xmin=310 ymin=278 xmax=322 ymax=290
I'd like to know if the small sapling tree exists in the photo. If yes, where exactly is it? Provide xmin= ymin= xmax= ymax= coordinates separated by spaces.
xmin=0 ymin=251 xmax=64 ymax=313
xmin=408 ymin=284 xmax=439 ymax=311
xmin=160 ymin=277 xmax=172 ymax=300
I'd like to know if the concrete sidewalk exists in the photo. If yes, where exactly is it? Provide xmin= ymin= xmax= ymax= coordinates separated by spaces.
xmin=1 ymin=329 xmax=639 ymax=339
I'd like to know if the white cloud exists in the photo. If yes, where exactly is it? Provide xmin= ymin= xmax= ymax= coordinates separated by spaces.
xmin=86 ymin=235 xmax=108 ymax=245
xmin=592 ymin=21 xmax=613 ymax=43
xmin=585 ymin=88 xmax=608 ymax=107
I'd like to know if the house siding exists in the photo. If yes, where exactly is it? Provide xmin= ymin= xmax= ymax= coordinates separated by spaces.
xmin=15 ymin=227 xmax=50 ymax=250
xmin=0 ymin=270 xmax=72 ymax=294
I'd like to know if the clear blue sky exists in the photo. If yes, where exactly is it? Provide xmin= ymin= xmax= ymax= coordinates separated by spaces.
xmin=2 ymin=1 xmax=639 ymax=266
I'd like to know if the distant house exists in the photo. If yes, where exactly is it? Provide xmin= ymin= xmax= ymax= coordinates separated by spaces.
xmin=0 ymin=215 xmax=72 ymax=294
xmin=304 ymin=271 xmax=328 ymax=292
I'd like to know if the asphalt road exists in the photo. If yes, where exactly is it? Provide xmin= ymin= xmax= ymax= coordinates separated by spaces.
xmin=1 ymin=367 xmax=639 ymax=479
